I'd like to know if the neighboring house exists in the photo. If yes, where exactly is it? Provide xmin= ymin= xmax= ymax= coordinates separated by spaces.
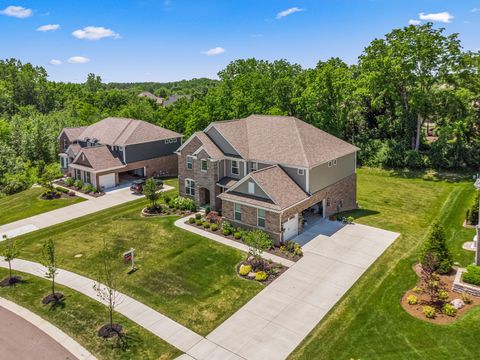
xmin=163 ymin=94 xmax=191 ymax=107
xmin=58 ymin=117 xmax=182 ymax=190
xmin=176 ymin=115 xmax=359 ymax=243
xmin=138 ymin=91 xmax=165 ymax=105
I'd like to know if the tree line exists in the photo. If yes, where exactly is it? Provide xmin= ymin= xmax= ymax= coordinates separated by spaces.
xmin=0 ymin=23 xmax=479 ymax=196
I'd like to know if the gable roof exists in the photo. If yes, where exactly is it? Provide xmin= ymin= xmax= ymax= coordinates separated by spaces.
xmin=72 ymin=146 xmax=125 ymax=172
xmin=219 ymin=165 xmax=309 ymax=211
xmin=66 ymin=143 xmax=81 ymax=158
xmin=209 ymin=115 xmax=359 ymax=168
xmin=60 ymin=126 xmax=88 ymax=141
xmin=193 ymin=132 xmax=224 ymax=160
xmin=75 ymin=117 xmax=181 ymax=146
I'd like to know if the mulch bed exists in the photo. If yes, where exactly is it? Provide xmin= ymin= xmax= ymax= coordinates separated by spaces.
xmin=54 ymin=180 xmax=104 ymax=198
xmin=401 ymin=264 xmax=480 ymax=324
xmin=98 ymin=323 xmax=123 ymax=338
xmin=42 ymin=292 xmax=65 ymax=305
xmin=142 ymin=207 xmax=192 ymax=217
xmin=0 ymin=276 xmax=22 ymax=287
xmin=185 ymin=219 xmax=302 ymax=262
xmin=236 ymin=260 xmax=287 ymax=286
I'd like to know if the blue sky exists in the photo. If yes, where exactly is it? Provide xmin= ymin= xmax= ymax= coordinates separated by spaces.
xmin=1 ymin=0 xmax=479 ymax=83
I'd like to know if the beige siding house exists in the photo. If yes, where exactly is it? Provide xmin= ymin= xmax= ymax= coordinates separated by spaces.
xmin=176 ymin=115 xmax=359 ymax=243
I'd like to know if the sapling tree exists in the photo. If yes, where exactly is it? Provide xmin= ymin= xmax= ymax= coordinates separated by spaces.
xmin=2 ymin=235 xmax=20 ymax=285
xmin=39 ymin=163 xmax=61 ymax=193
xmin=420 ymin=222 xmax=452 ymax=274
xmin=142 ymin=177 xmax=161 ymax=211
xmin=41 ymin=239 xmax=62 ymax=302
xmin=243 ymin=230 xmax=273 ymax=269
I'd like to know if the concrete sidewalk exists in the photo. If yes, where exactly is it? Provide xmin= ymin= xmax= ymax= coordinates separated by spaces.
xmin=0 ymin=185 xmax=173 ymax=240
xmin=199 ymin=223 xmax=399 ymax=360
xmin=0 ymin=297 xmax=96 ymax=359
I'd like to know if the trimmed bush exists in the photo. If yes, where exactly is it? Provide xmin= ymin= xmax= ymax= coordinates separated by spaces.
xmin=407 ymin=295 xmax=418 ymax=305
xmin=211 ymin=224 xmax=218 ymax=231
xmin=437 ymin=289 xmax=449 ymax=302
xmin=420 ymin=222 xmax=453 ymax=274
xmin=463 ymin=265 xmax=480 ymax=286
xmin=203 ymin=222 xmax=210 ymax=229
xmin=443 ymin=303 xmax=457 ymax=317
xmin=195 ymin=219 xmax=202 ymax=226
xmin=239 ymin=264 xmax=251 ymax=276
xmin=255 ymin=271 xmax=268 ymax=281
xmin=223 ymin=229 xmax=231 ymax=236
xmin=65 ymin=177 xmax=75 ymax=186
xmin=195 ymin=213 xmax=202 ymax=220
xmin=234 ymin=232 xmax=242 ymax=240
xmin=205 ymin=206 xmax=211 ymax=214
xmin=170 ymin=196 xmax=197 ymax=211
xmin=422 ymin=306 xmax=436 ymax=319
xmin=82 ymin=184 xmax=96 ymax=193
xmin=413 ymin=286 xmax=423 ymax=294
xmin=74 ymin=179 xmax=83 ymax=189
xmin=188 ymin=217 xmax=195 ymax=224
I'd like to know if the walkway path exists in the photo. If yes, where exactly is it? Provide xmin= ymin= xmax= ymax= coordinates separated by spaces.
xmin=0 ymin=185 xmax=173 ymax=240
xmin=175 ymin=217 xmax=295 ymax=268
xmin=0 ymin=297 xmax=96 ymax=360
xmin=197 ymin=222 xmax=399 ymax=360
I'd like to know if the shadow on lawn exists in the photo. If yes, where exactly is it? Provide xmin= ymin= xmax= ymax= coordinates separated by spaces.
xmin=388 ymin=168 xmax=473 ymax=183
xmin=338 ymin=208 xmax=380 ymax=220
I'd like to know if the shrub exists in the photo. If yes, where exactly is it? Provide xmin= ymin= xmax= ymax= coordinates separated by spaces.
xmin=234 ymin=232 xmax=242 ymax=240
xmin=422 ymin=306 xmax=436 ymax=319
xmin=461 ymin=292 xmax=472 ymax=304
xmin=442 ymin=303 xmax=457 ymax=317
xmin=171 ymin=196 xmax=197 ymax=211
xmin=74 ymin=179 xmax=84 ymax=189
xmin=255 ymin=271 xmax=268 ymax=281
xmin=195 ymin=213 xmax=202 ymax=220
xmin=413 ymin=286 xmax=423 ymax=294
xmin=206 ymin=211 xmax=221 ymax=224
xmin=188 ymin=217 xmax=195 ymax=224
xmin=82 ymin=184 xmax=96 ymax=193
xmin=468 ymin=192 xmax=479 ymax=225
xmin=56 ymin=186 xmax=69 ymax=194
xmin=195 ymin=219 xmax=202 ymax=226
xmin=407 ymin=295 xmax=418 ymax=305
xmin=437 ymin=289 xmax=449 ymax=302
xmin=420 ymin=222 xmax=452 ymax=274
xmin=203 ymin=222 xmax=210 ymax=229
xmin=205 ymin=206 xmax=211 ymax=214
xmin=163 ymin=194 xmax=171 ymax=205
xmin=223 ymin=229 xmax=231 ymax=236
xmin=222 ymin=221 xmax=235 ymax=233
xmin=239 ymin=264 xmax=251 ymax=276
xmin=211 ymin=224 xmax=218 ymax=231
xmin=65 ymin=177 xmax=75 ymax=186
xmin=463 ymin=265 xmax=480 ymax=286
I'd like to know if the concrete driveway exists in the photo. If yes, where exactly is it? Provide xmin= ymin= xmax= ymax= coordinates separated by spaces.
xmin=195 ymin=221 xmax=399 ymax=360
xmin=0 ymin=185 xmax=173 ymax=239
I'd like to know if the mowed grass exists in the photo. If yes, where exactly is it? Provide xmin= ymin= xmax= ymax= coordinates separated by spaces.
xmin=0 ymin=268 xmax=181 ymax=360
xmin=0 ymin=187 xmax=85 ymax=225
xmin=9 ymin=184 xmax=261 ymax=335
xmin=290 ymin=168 xmax=479 ymax=360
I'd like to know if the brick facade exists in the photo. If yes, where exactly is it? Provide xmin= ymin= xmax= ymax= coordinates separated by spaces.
xmin=178 ymin=136 xmax=222 ymax=210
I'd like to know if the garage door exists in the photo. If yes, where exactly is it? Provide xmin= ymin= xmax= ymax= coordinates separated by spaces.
xmin=283 ymin=214 xmax=298 ymax=241
xmin=98 ymin=173 xmax=116 ymax=190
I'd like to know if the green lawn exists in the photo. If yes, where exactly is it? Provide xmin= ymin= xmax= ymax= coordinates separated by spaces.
xmin=290 ymin=168 xmax=479 ymax=360
xmin=0 ymin=187 xmax=85 ymax=225
xmin=9 ymin=183 xmax=261 ymax=335
xmin=0 ymin=268 xmax=180 ymax=360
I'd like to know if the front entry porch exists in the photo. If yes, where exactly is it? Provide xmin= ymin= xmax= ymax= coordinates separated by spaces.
xmin=199 ymin=187 xmax=211 ymax=208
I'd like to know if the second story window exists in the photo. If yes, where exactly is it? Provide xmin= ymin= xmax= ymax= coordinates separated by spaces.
xmin=234 ymin=203 xmax=242 ymax=221
xmin=231 ymin=160 xmax=239 ymax=175
xmin=201 ymin=159 xmax=208 ymax=172
xmin=186 ymin=156 xmax=193 ymax=170
xmin=297 ymin=169 xmax=305 ymax=176
xmin=251 ymin=162 xmax=258 ymax=172
xmin=63 ymin=138 xmax=68 ymax=151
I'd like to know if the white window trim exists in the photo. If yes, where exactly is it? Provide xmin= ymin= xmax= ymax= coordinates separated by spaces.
xmin=201 ymin=159 xmax=208 ymax=172
xmin=248 ymin=182 xmax=255 ymax=194
xmin=251 ymin=162 xmax=258 ymax=172
xmin=234 ymin=203 xmax=242 ymax=221
xmin=297 ymin=168 xmax=305 ymax=176
xmin=328 ymin=161 xmax=333 ymax=168
xmin=186 ymin=155 xmax=193 ymax=170
xmin=257 ymin=208 xmax=266 ymax=228
xmin=333 ymin=159 xmax=337 ymax=166
xmin=185 ymin=178 xmax=195 ymax=196
xmin=231 ymin=160 xmax=239 ymax=175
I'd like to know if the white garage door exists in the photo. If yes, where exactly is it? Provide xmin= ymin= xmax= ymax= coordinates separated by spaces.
xmin=283 ymin=214 xmax=298 ymax=241
xmin=98 ymin=173 xmax=116 ymax=190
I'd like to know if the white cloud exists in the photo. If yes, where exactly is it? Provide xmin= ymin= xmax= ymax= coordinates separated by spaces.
xmin=472 ymin=8 xmax=480 ymax=13
xmin=49 ymin=59 xmax=62 ymax=65
xmin=0 ymin=5 xmax=32 ymax=18
xmin=67 ymin=56 xmax=90 ymax=64
xmin=72 ymin=26 xmax=120 ymax=40
xmin=202 ymin=47 xmax=225 ymax=56
xmin=37 ymin=24 xmax=60 ymax=32
xmin=409 ymin=19 xmax=421 ymax=25
xmin=419 ymin=12 xmax=454 ymax=23
xmin=276 ymin=7 xmax=304 ymax=19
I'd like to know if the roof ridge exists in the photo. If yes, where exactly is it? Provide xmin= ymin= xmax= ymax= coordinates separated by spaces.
xmin=293 ymin=118 xmax=309 ymax=167
xmin=113 ymin=118 xmax=136 ymax=145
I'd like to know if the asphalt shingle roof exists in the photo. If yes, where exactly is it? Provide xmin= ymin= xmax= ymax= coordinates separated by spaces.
xmin=73 ymin=146 xmax=125 ymax=172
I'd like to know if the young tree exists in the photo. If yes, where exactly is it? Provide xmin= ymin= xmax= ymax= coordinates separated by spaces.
xmin=421 ymin=222 xmax=453 ymax=274
xmin=243 ymin=230 xmax=273 ymax=269
xmin=41 ymin=239 xmax=62 ymax=302
xmin=39 ymin=163 xmax=61 ymax=193
xmin=93 ymin=241 xmax=123 ymax=338
xmin=1 ymin=235 xmax=20 ymax=285
xmin=142 ymin=177 xmax=161 ymax=211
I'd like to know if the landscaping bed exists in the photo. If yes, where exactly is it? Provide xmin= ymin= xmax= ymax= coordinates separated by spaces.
xmin=55 ymin=178 xmax=105 ymax=197
xmin=401 ymin=264 xmax=480 ymax=324
xmin=185 ymin=211 xmax=303 ymax=262
xmin=237 ymin=259 xmax=287 ymax=285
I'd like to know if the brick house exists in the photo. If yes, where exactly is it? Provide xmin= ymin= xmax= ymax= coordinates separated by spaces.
xmin=58 ymin=117 xmax=181 ymax=190
xmin=176 ymin=115 xmax=359 ymax=243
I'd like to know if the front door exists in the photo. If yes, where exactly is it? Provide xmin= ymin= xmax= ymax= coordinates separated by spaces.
xmin=200 ymin=187 xmax=210 ymax=207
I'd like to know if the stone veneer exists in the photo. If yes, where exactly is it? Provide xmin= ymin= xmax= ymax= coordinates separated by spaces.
xmin=452 ymin=268 xmax=480 ymax=297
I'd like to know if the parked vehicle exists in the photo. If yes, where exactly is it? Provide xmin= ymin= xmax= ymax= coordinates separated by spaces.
xmin=130 ymin=178 xmax=163 ymax=194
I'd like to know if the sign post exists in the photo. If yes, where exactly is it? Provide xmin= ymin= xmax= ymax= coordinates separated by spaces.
xmin=123 ymin=248 xmax=135 ymax=273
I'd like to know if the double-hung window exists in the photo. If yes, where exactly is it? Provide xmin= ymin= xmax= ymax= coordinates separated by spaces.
xmin=251 ymin=162 xmax=258 ymax=172
xmin=257 ymin=209 xmax=266 ymax=228
xmin=234 ymin=203 xmax=242 ymax=221
xmin=185 ymin=179 xmax=195 ymax=196
xmin=186 ymin=156 xmax=193 ymax=170
xmin=201 ymin=159 xmax=208 ymax=172
xmin=231 ymin=160 xmax=239 ymax=175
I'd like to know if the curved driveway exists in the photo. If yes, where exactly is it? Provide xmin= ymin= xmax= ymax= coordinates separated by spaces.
xmin=0 ymin=306 xmax=77 ymax=360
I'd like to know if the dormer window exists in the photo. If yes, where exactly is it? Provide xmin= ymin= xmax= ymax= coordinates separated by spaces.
xmin=231 ymin=160 xmax=239 ymax=175
xmin=251 ymin=162 xmax=258 ymax=172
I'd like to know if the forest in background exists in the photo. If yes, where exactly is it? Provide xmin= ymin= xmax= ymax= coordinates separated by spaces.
xmin=0 ymin=23 xmax=479 ymax=196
